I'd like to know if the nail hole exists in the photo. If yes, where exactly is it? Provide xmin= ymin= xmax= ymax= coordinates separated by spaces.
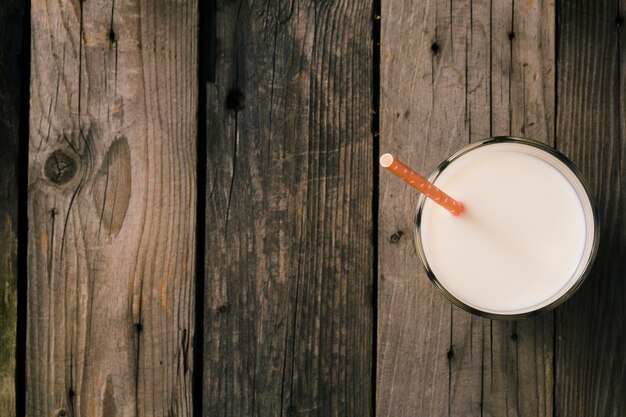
xmin=226 ymin=89 xmax=246 ymax=111
xmin=108 ymin=29 xmax=116 ymax=42
xmin=508 ymin=32 xmax=515 ymax=40
xmin=447 ymin=348 xmax=455 ymax=360
xmin=616 ymin=16 xmax=624 ymax=26
xmin=218 ymin=304 xmax=229 ymax=314
xmin=511 ymin=332 xmax=518 ymax=341
xmin=389 ymin=230 xmax=404 ymax=244
xmin=431 ymin=42 xmax=440 ymax=54
xmin=134 ymin=322 xmax=143 ymax=332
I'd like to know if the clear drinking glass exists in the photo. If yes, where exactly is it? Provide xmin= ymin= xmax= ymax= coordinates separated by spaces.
xmin=413 ymin=137 xmax=600 ymax=319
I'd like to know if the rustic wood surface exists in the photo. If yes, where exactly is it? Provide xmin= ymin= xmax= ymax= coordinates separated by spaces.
xmin=203 ymin=1 xmax=373 ymax=416
xmin=555 ymin=0 xmax=625 ymax=415
xmin=378 ymin=0 xmax=561 ymax=416
xmin=0 ymin=0 xmax=619 ymax=415
xmin=0 ymin=0 xmax=24 ymax=414
xmin=28 ymin=0 xmax=196 ymax=416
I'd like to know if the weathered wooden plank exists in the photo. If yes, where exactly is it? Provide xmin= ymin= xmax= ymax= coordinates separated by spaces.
xmin=203 ymin=1 xmax=373 ymax=416
xmin=449 ymin=1 xmax=490 ymax=415
xmin=555 ymin=0 xmax=625 ymax=415
xmin=0 ymin=0 xmax=24 ymax=414
xmin=379 ymin=0 xmax=555 ymax=416
xmin=378 ymin=2 xmax=456 ymax=416
xmin=483 ymin=2 xmax=555 ymax=417
xmin=28 ymin=0 xmax=197 ymax=416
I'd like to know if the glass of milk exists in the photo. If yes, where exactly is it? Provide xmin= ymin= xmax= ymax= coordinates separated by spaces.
xmin=414 ymin=137 xmax=599 ymax=319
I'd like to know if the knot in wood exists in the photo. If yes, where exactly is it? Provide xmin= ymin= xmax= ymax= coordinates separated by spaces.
xmin=44 ymin=150 xmax=77 ymax=185
xmin=226 ymin=89 xmax=246 ymax=111
xmin=218 ymin=304 xmax=229 ymax=314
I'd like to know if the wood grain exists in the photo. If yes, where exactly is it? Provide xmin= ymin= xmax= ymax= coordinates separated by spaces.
xmin=378 ymin=4 xmax=454 ymax=416
xmin=378 ymin=0 xmax=555 ymax=416
xmin=203 ymin=1 xmax=373 ymax=416
xmin=0 ymin=0 xmax=24 ymax=414
xmin=555 ymin=0 xmax=625 ymax=415
xmin=28 ymin=0 xmax=197 ymax=416
xmin=483 ymin=2 xmax=555 ymax=417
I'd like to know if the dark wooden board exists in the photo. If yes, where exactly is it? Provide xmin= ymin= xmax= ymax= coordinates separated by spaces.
xmin=378 ymin=0 xmax=555 ymax=416
xmin=203 ymin=1 xmax=373 ymax=416
xmin=28 ymin=0 xmax=197 ymax=415
xmin=555 ymin=0 xmax=625 ymax=415
xmin=0 ymin=0 xmax=24 ymax=414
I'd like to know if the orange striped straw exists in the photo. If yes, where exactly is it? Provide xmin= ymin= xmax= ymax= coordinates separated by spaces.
xmin=380 ymin=153 xmax=464 ymax=216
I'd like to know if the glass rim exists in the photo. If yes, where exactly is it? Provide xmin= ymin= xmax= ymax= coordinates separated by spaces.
xmin=413 ymin=136 xmax=601 ymax=320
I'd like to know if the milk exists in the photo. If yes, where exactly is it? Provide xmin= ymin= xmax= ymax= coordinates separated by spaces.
xmin=417 ymin=141 xmax=596 ymax=316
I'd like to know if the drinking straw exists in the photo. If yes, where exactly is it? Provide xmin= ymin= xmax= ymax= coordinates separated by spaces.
xmin=380 ymin=153 xmax=464 ymax=216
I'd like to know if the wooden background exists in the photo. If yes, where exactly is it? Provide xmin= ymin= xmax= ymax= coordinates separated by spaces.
xmin=0 ymin=0 xmax=623 ymax=416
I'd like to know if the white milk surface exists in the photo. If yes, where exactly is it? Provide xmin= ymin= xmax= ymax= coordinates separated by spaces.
xmin=420 ymin=143 xmax=588 ymax=315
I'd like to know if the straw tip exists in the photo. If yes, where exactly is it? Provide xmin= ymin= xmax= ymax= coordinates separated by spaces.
xmin=380 ymin=153 xmax=394 ymax=168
